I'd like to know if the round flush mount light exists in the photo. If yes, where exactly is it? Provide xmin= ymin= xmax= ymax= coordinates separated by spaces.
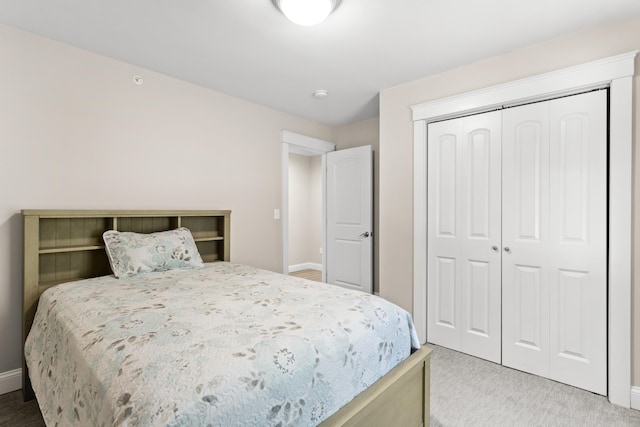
xmin=313 ymin=89 xmax=329 ymax=99
xmin=272 ymin=0 xmax=341 ymax=26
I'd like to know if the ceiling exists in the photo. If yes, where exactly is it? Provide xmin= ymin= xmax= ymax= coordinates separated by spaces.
xmin=2 ymin=0 xmax=639 ymax=127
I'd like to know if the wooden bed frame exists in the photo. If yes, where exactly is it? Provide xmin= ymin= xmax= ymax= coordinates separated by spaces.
xmin=22 ymin=209 xmax=431 ymax=426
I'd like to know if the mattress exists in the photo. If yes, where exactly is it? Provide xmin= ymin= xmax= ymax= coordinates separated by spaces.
xmin=25 ymin=262 xmax=420 ymax=426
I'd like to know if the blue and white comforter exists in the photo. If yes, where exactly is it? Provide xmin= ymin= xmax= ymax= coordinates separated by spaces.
xmin=25 ymin=262 xmax=420 ymax=426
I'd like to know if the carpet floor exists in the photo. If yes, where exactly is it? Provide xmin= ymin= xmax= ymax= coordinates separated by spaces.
xmin=1 ymin=345 xmax=639 ymax=426
xmin=428 ymin=344 xmax=640 ymax=426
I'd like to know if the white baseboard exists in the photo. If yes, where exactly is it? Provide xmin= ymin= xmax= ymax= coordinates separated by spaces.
xmin=631 ymin=386 xmax=640 ymax=410
xmin=288 ymin=262 xmax=322 ymax=273
xmin=0 ymin=368 xmax=21 ymax=395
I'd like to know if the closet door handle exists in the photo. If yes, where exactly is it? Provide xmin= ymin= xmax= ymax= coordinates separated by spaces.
xmin=491 ymin=245 xmax=499 ymax=252
xmin=504 ymin=247 xmax=511 ymax=253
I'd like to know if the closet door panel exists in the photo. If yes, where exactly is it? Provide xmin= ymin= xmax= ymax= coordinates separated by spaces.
xmin=427 ymin=112 xmax=502 ymax=362
xmin=467 ymin=129 xmax=492 ymax=238
xmin=436 ymin=134 xmax=459 ymax=239
xmin=513 ymin=265 xmax=543 ymax=350
xmin=515 ymin=123 xmax=542 ymax=240
xmin=548 ymin=90 xmax=607 ymax=395
xmin=466 ymin=259 xmax=491 ymax=335
xmin=428 ymin=119 xmax=463 ymax=350
xmin=459 ymin=112 xmax=502 ymax=363
xmin=434 ymin=256 xmax=457 ymax=328
xmin=512 ymin=118 xmax=545 ymax=245
xmin=555 ymin=269 xmax=589 ymax=357
xmin=432 ymin=134 xmax=459 ymax=334
xmin=502 ymin=101 xmax=551 ymax=373
xmin=506 ymin=264 xmax=549 ymax=376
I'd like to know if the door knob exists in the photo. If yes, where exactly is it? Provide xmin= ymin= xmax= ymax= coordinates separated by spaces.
xmin=358 ymin=231 xmax=371 ymax=239
xmin=491 ymin=245 xmax=499 ymax=252
xmin=504 ymin=247 xmax=511 ymax=253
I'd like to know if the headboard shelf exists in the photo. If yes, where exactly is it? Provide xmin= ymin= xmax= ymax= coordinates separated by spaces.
xmin=39 ymin=245 xmax=105 ymax=254
xmin=193 ymin=236 xmax=224 ymax=242
xmin=22 ymin=209 xmax=231 ymax=400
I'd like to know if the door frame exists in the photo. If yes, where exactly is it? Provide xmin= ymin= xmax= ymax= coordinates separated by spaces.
xmin=280 ymin=131 xmax=335 ymax=281
xmin=411 ymin=51 xmax=637 ymax=407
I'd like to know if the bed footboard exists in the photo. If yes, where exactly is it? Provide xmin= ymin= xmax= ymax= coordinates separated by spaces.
xmin=319 ymin=345 xmax=432 ymax=427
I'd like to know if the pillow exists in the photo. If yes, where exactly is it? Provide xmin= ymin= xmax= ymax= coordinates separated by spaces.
xmin=103 ymin=227 xmax=204 ymax=278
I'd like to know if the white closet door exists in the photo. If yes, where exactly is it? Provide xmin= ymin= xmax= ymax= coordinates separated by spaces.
xmin=501 ymin=101 xmax=551 ymax=377
xmin=427 ymin=118 xmax=462 ymax=351
xmin=547 ymin=91 xmax=607 ymax=394
xmin=427 ymin=111 xmax=502 ymax=362
xmin=502 ymin=91 xmax=607 ymax=394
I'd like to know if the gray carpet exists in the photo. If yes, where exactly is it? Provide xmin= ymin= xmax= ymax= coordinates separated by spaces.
xmin=429 ymin=344 xmax=640 ymax=426
xmin=1 ymin=346 xmax=639 ymax=426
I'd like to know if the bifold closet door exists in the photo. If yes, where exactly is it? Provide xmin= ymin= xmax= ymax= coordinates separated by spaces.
xmin=427 ymin=111 xmax=502 ymax=363
xmin=501 ymin=90 xmax=607 ymax=395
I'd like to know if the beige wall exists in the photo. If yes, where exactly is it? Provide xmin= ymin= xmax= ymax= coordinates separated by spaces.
xmin=379 ymin=14 xmax=640 ymax=386
xmin=309 ymin=155 xmax=323 ymax=265
xmin=332 ymin=117 xmax=380 ymax=292
xmin=288 ymin=153 xmax=310 ymax=266
xmin=0 ymin=25 xmax=332 ymax=374
xmin=287 ymin=153 xmax=322 ymax=267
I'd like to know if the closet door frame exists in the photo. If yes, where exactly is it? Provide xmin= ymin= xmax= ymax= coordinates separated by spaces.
xmin=412 ymin=51 xmax=636 ymax=408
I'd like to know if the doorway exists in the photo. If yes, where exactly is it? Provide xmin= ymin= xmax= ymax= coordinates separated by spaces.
xmin=280 ymin=131 xmax=335 ymax=282
xmin=281 ymin=132 xmax=374 ymax=294
xmin=287 ymin=151 xmax=324 ymax=279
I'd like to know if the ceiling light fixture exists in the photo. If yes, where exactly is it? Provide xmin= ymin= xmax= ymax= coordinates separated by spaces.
xmin=313 ymin=90 xmax=328 ymax=99
xmin=272 ymin=0 xmax=341 ymax=26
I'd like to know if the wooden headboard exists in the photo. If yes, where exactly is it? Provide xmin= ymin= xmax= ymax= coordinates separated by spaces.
xmin=21 ymin=209 xmax=231 ymax=399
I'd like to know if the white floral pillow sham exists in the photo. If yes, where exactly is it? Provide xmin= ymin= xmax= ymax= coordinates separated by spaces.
xmin=103 ymin=227 xmax=204 ymax=278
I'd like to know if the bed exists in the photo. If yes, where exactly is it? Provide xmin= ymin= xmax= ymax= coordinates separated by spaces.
xmin=22 ymin=210 xmax=431 ymax=426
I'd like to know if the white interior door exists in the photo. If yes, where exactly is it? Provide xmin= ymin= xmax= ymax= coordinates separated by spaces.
xmin=427 ymin=111 xmax=502 ymax=363
xmin=326 ymin=145 xmax=372 ymax=293
xmin=502 ymin=90 xmax=607 ymax=394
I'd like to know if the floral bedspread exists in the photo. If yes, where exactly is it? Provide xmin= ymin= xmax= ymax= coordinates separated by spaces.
xmin=25 ymin=262 xmax=420 ymax=426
